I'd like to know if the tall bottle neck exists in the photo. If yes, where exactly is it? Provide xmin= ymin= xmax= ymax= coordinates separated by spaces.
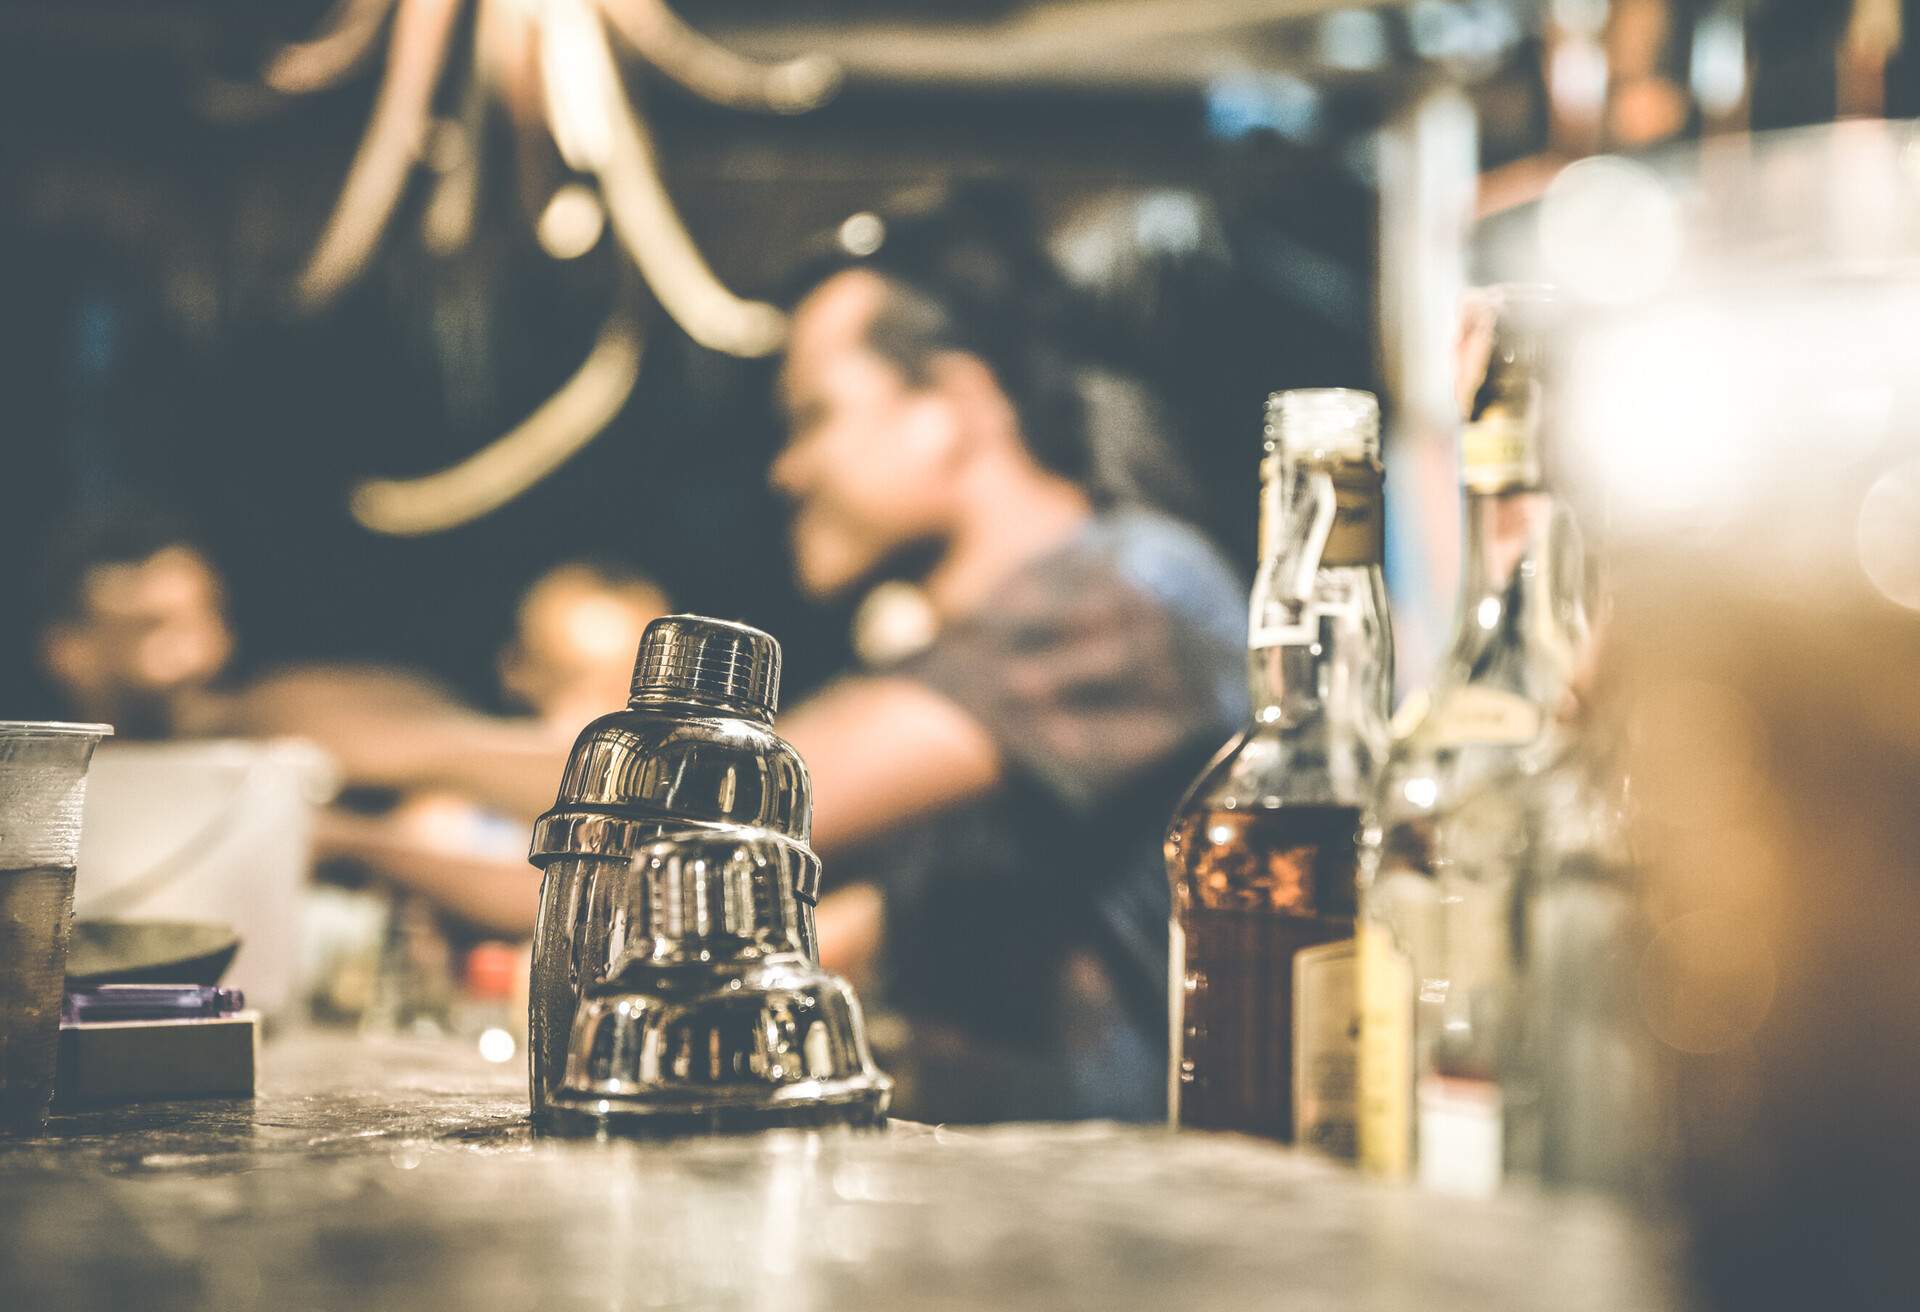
xmin=1249 ymin=638 xmax=1306 ymax=726
xmin=1251 ymin=388 xmax=1392 ymax=736
xmin=1248 ymin=570 xmax=1388 ymax=728
xmin=1249 ymin=463 xmax=1391 ymax=730
xmin=1449 ymin=485 xmax=1588 ymax=670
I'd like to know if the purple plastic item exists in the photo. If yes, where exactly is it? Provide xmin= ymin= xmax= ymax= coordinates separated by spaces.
xmin=62 ymin=984 xmax=245 ymax=1025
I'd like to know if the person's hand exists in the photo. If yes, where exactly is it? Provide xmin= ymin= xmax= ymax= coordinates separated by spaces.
xmin=816 ymin=882 xmax=884 ymax=988
xmin=385 ymin=792 xmax=489 ymax=853
xmin=310 ymin=804 xmax=391 ymax=864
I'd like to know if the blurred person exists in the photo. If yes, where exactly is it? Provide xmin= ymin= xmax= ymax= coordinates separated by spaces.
xmin=37 ymin=511 xmax=236 ymax=738
xmin=313 ymin=560 xmax=670 ymax=936
xmin=497 ymin=560 xmax=670 ymax=734
xmin=31 ymin=513 xmax=666 ymax=940
xmin=761 ymin=193 xmax=1248 ymax=1121
xmin=36 ymin=509 xmax=472 ymax=742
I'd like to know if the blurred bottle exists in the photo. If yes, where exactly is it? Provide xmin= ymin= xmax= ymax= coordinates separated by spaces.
xmin=363 ymin=892 xmax=456 ymax=1038
xmin=1166 ymin=389 xmax=1392 ymax=1149
xmin=454 ymin=940 xmax=528 ymax=1067
xmin=1356 ymin=286 xmax=1591 ymax=1191
xmin=1506 ymin=731 xmax=1658 ymax=1194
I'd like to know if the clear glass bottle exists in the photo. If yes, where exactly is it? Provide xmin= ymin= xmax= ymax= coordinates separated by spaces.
xmin=1505 ymin=727 xmax=1655 ymax=1194
xmin=363 ymin=891 xmax=456 ymax=1038
xmin=1166 ymin=388 xmax=1393 ymax=1149
xmin=1356 ymin=287 xmax=1592 ymax=1191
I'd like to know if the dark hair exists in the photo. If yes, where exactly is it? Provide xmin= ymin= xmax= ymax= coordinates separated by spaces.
xmin=36 ymin=508 xmax=214 ymax=631
xmin=784 ymin=185 xmax=1097 ymax=489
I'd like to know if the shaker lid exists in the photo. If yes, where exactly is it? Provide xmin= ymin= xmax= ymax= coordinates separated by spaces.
xmin=630 ymin=615 xmax=781 ymax=719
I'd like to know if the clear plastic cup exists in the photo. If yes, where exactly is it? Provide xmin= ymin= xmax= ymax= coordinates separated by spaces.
xmin=0 ymin=721 xmax=111 ymax=1134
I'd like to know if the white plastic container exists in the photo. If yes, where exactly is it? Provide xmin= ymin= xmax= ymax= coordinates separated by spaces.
xmin=76 ymin=740 xmax=335 ymax=1017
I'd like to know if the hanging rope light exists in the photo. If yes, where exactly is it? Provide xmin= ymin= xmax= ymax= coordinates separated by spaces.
xmin=262 ymin=0 xmax=840 ymax=532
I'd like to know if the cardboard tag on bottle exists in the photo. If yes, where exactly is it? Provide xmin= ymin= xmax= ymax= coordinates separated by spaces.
xmin=1461 ymin=410 xmax=1541 ymax=494
xmin=1167 ymin=916 xmax=1187 ymax=1128
xmin=1425 ymin=686 xmax=1542 ymax=748
xmin=1357 ymin=921 xmax=1413 ymax=1176
xmin=1321 ymin=458 xmax=1385 ymax=568
xmin=1293 ymin=937 xmax=1358 ymax=1158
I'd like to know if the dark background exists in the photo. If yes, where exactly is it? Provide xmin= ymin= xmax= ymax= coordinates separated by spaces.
xmin=0 ymin=0 xmax=1406 ymax=717
xmin=0 ymin=0 xmax=1886 ymax=717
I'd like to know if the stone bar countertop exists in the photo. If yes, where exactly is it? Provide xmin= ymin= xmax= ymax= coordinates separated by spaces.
xmin=1 ymin=1032 xmax=1684 ymax=1311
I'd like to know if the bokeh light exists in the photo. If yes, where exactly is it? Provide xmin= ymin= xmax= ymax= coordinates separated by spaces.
xmin=1540 ymin=156 xmax=1684 ymax=306
xmin=1857 ymin=461 xmax=1920 ymax=612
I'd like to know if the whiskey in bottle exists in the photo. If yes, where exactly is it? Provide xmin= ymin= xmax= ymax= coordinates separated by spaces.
xmin=1167 ymin=389 xmax=1392 ymax=1148
xmin=1167 ymin=804 xmax=1361 ymax=1142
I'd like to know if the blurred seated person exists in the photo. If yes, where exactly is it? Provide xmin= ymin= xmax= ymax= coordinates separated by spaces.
xmin=313 ymin=561 xmax=669 ymax=936
xmin=497 ymin=561 xmax=672 ymax=736
xmin=36 ymin=511 xmax=455 ymax=739
xmin=34 ymin=514 xmax=666 ymax=936
xmin=762 ymin=194 xmax=1248 ymax=1121
xmin=37 ymin=513 xmax=237 ymax=738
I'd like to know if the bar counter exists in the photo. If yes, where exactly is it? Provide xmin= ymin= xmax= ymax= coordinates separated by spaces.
xmin=2 ymin=1032 xmax=1683 ymax=1310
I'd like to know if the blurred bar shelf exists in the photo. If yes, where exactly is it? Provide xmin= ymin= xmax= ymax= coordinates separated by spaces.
xmin=716 ymin=0 xmax=1392 ymax=93
xmin=3 ymin=1030 xmax=1682 ymax=1311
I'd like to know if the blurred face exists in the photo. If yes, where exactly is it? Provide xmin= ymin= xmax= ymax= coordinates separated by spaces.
xmin=771 ymin=270 xmax=961 ymax=599
xmin=500 ymin=569 xmax=667 ymax=729
xmin=42 ymin=546 xmax=234 ymax=732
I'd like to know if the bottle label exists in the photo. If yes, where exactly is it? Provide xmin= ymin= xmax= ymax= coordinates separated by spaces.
xmin=1322 ymin=458 xmax=1385 ymax=567
xmin=1293 ymin=937 xmax=1358 ymax=1158
xmin=1461 ymin=410 xmax=1541 ymax=494
xmin=1425 ymin=685 xmax=1542 ymax=747
xmin=1167 ymin=915 xmax=1186 ymax=1128
xmin=1258 ymin=456 xmax=1384 ymax=572
xmin=1357 ymin=920 xmax=1414 ymax=1175
xmin=1417 ymin=1076 xmax=1504 ymax=1198
xmin=1257 ymin=455 xmax=1285 ymax=562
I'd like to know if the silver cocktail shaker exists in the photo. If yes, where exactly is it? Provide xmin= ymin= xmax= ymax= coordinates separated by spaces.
xmin=548 ymin=831 xmax=889 ymax=1135
xmin=526 ymin=616 xmax=822 ymax=1126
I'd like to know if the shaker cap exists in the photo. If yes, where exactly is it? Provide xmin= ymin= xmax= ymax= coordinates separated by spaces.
xmin=631 ymin=615 xmax=781 ymax=718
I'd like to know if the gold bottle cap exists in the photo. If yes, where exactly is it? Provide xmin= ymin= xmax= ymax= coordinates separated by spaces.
xmin=1458 ymin=286 xmax=1552 ymax=494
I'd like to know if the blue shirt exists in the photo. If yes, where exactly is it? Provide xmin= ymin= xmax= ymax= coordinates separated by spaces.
xmin=859 ymin=507 xmax=1248 ymax=1122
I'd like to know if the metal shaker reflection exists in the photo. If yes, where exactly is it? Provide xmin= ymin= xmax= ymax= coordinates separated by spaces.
xmin=528 ymin=614 xmax=887 ymax=1133
xmin=551 ymin=834 xmax=889 ymax=1135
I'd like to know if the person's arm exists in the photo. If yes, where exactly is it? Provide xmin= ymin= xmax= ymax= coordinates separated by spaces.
xmin=225 ymin=668 xmax=570 ymax=820
xmin=351 ymin=713 xmax=567 ymax=820
xmin=314 ymin=807 xmax=542 ymax=937
xmin=780 ymin=675 xmax=1002 ymax=985
xmin=778 ymin=675 xmax=1002 ymax=857
xmin=815 ymin=882 xmax=884 ymax=986
xmin=307 ymin=668 xmax=1001 ymax=956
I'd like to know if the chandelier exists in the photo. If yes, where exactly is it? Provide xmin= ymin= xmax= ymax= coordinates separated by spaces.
xmin=265 ymin=0 xmax=839 ymax=533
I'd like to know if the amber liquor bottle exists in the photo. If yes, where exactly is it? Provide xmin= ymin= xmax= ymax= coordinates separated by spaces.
xmin=1166 ymin=389 xmax=1393 ymax=1149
